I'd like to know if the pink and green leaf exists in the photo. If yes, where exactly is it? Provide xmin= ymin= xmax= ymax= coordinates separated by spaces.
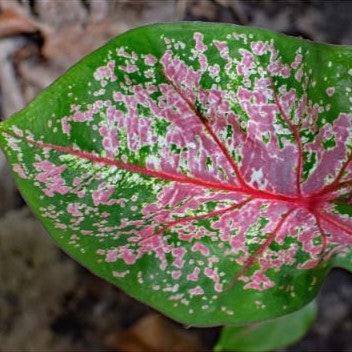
xmin=0 ymin=22 xmax=351 ymax=326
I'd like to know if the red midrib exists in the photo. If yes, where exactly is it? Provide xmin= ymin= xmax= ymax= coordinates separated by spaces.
xmin=28 ymin=138 xmax=325 ymax=208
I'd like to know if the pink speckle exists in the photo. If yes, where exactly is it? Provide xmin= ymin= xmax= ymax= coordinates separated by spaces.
xmin=188 ymin=286 xmax=204 ymax=297
xmin=171 ymin=270 xmax=182 ymax=280
xmin=67 ymin=203 xmax=82 ymax=217
xmin=122 ymin=64 xmax=138 ymax=73
xmin=55 ymin=223 xmax=67 ymax=230
xmin=326 ymin=87 xmax=336 ymax=97
xmin=204 ymin=267 xmax=216 ymax=280
xmin=68 ymin=100 xmax=105 ymax=124
xmin=61 ymin=117 xmax=71 ymax=135
xmin=161 ymin=49 xmax=201 ymax=90
xmin=12 ymin=126 xmax=23 ymax=137
xmin=106 ymin=249 xmax=118 ymax=263
xmin=6 ymin=136 xmax=21 ymax=152
xmin=214 ymin=283 xmax=223 ymax=293
xmin=295 ymin=68 xmax=303 ymax=82
xmin=204 ymin=267 xmax=222 ymax=292
xmin=113 ymin=270 xmax=130 ymax=278
xmin=101 ymin=211 xmax=110 ymax=218
xmin=77 ymin=190 xmax=85 ymax=198
xmin=144 ymin=54 xmax=157 ymax=66
xmin=73 ymin=177 xmax=81 ymax=186
xmin=13 ymin=164 xmax=28 ymax=179
xmin=208 ymin=64 xmax=220 ymax=78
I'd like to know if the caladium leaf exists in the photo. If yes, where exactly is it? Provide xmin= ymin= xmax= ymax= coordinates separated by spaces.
xmin=0 ymin=22 xmax=352 ymax=326
xmin=215 ymin=300 xmax=317 ymax=352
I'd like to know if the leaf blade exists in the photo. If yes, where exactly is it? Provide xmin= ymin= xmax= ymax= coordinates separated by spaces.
xmin=1 ymin=22 xmax=351 ymax=325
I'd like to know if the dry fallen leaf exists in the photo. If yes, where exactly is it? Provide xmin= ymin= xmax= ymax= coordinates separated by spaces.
xmin=0 ymin=8 xmax=39 ymax=37
xmin=106 ymin=314 xmax=203 ymax=351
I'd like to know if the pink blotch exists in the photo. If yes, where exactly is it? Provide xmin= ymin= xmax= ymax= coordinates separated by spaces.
xmin=295 ymin=68 xmax=303 ymax=82
xmin=194 ymin=32 xmax=207 ymax=53
xmin=291 ymin=53 xmax=303 ymax=69
xmin=172 ymin=247 xmax=186 ymax=269
xmin=187 ymin=267 xmax=200 ymax=281
xmin=191 ymin=242 xmax=210 ymax=256
xmin=213 ymin=40 xmax=229 ymax=60
xmin=188 ymin=286 xmax=204 ymax=297
xmin=106 ymin=249 xmax=118 ymax=263
xmin=117 ymin=47 xmax=130 ymax=58
xmin=92 ymin=182 xmax=115 ymax=206
xmin=34 ymin=160 xmax=70 ymax=197
xmin=67 ymin=203 xmax=82 ymax=217
xmin=144 ymin=54 xmax=157 ymax=66
xmin=171 ymin=270 xmax=182 ymax=280
xmin=121 ymin=247 xmax=137 ymax=265
xmin=94 ymin=60 xmax=117 ymax=86
xmin=237 ymin=49 xmax=255 ymax=77
xmin=243 ymin=271 xmax=275 ymax=291
xmin=251 ymin=41 xmax=267 ymax=56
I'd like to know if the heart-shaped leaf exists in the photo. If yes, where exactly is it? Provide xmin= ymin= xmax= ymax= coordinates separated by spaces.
xmin=215 ymin=300 xmax=317 ymax=351
xmin=0 ymin=22 xmax=351 ymax=326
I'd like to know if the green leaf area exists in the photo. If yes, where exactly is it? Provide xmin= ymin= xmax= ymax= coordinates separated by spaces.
xmin=215 ymin=300 xmax=317 ymax=352
xmin=0 ymin=22 xmax=351 ymax=326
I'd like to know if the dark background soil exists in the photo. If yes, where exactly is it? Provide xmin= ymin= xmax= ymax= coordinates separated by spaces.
xmin=0 ymin=1 xmax=351 ymax=351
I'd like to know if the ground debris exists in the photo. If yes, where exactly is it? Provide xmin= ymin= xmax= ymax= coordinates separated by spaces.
xmin=106 ymin=313 xmax=203 ymax=352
